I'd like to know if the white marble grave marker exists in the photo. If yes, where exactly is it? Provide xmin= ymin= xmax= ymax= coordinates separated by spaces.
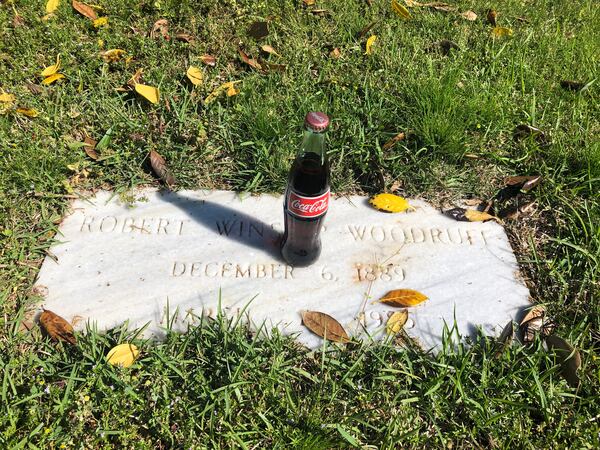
xmin=34 ymin=189 xmax=531 ymax=349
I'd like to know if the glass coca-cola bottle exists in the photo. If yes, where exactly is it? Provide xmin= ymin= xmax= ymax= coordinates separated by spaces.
xmin=281 ymin=112 xmax=331 ymax=267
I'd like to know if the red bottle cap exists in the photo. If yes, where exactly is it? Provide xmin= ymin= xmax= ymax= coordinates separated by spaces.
xmin=304 ymin=112 xmax=330 ymax=132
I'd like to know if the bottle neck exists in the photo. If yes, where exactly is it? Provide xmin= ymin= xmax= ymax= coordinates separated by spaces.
xmin=300 ymin=129 xmax=326 ymax=161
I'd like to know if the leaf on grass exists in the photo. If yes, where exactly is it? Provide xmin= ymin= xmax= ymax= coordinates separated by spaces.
xmin=492 ymin=27 xmax=513 ymax=37
xmin=247 ymin=21 xmax=269 ymax=39
xmin=150 ymin=18 xmax=169 ymax=40
xmin=486 ymin=9 xmax=497 ymax=26
xmin=330 ymin=47 xmax=341 ymax=59
xmin=134 ymin=83 xmax=160 ymax=104
xmin=101 ymin=48 xmax=126 ymax=63
xmin=204 ymin=81 xmax=239 ymax=104
xmin=175 ymin=33 xmax=194 ymax=43
xmin=357 ymin=20 xmax=378 ymax=39
xmin=186 ymin=66 xmax=203 ymax=86
xmin=83 ymin=136 xmax=99 ymax=160
xmin=106 ymin=343 xmax=140 ymax=368
xmin=41 ymin=54 xmax=61 ymax=77
xmin=238 ymin=49 xmax=262 ymax=70
xmin=460 ymin=10 xmax=477 ymax=21
xmin=0 ymin=92 xmax=15 ymax=104
xmin=369 ymin=193 xmax=410 ymax=213
xmin=149 ymin=149 xmax=175 ymax=186
xmin=42 ymin=73 xmax=65 ymax=85
xmin=445 ymin=207 xmax=495 ymax=222
xmin=72 ymin=0 xmax=97 ymax=20
xmin=16 ymin=107 xmax=39 ymax=117
xmin=260 ymin=44 xmax=280 ymax=56
xmin=382 ymin=132 xmax=405 ymax=150
xmin=378 ymin=289 xmax=428 ymax=307
xmin=200 ymin=54 xmax=216 ymax=66
xmin=494 ymin=320 xmax=515 ymax=358
xmin=301 ymin=311 xmax=351 ymax=343
xmin=40 ymin=309 xmax=76 ymax=344
xmin=93 ymin=16 xmax=108 ymax=28
xmin=386 ymin=310 xmax=408 ymax=335
xmin=505 ymin=175 xmax=541 ymax=193
xmin=365 ymin=35 xmax=377 ymax=55
xmin=520 ymin=306 xmax=554 ymax=344
xmin=46 ymin=0 xmax=60 ymax=13
xmin=303 ymin=0 xmax=315 ymax=5
xmin=546 ymin=335 xmax=581 ymax=388
xmin=391 ymin=0 xmax=411 ymax=19
xmin=310 ymin=9 xmax=330 ymax=16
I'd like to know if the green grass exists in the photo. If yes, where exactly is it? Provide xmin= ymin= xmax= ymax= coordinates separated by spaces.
xmin=1 ymin=0 xmax=599 ymax=447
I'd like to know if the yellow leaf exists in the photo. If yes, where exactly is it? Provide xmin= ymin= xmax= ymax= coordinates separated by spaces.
xmin=391 ymin=0 xmax=411 ymax=19
xmin=46 ymin=0 xmax=60 ymax=13
xmin=16 ymin=107 xmax=39 ymax=117
xmin=377 ymin=289 xmax=428 ymax=307
xmin=369 ymin=193 xmax=410 ymax=213
xmin=302 ymin=311 xmax=351 ymax=343
xmin=492 ymin=27 xmax=513 ymax=37
xmin=0 ymin=92 xmax=15 ymax=104
xmin=365 ymin=35 xmax=377 ymax=55
xmin=464 ymin=209 xmax=496 ymax=222
xmin=93 ymin=16 xmax=108 ymax=28
xmin=42 ymin=73 xmax=65 ymax=85
xmin=106 ymin=343 xmax=140 ymax=368
xmin=186 ymin=66 xmax=203 ymax=86
xmin=134 ymin=83 xmax=159 ymax=104
xmin=41 ymin=54 xmax=61 ymax=77
xmin=101 ymin=48 xmax=125 ymax=63
xmin=386 ymin=310 xmax=408 ymax=335
xmin=226 ymin=83 xmax=239 ymax=97
xmin=205 ymin=81 xmax=241 ymax=104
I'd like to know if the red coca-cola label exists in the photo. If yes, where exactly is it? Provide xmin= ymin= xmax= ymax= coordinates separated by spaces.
xmin=286 ymin=189 xmax=330 ymax=218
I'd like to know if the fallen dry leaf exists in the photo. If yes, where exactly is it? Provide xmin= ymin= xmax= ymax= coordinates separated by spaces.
xmin=261 ymin=44 xmax=280 ymax=56
xmin=369 ymin=193 xmax=410 ymax=213
xmin=365 ymin=35 xmax=377 ymax=55
xmin=445 ymin=207 xmax=496 ymax=222
xmin=387 ymin=310 xmax=408 ymax=335
xmin=247 ymin=21 xmax=269 ymax=39
xmin=106 ymin=343 xmax=140 ymax=368
xmin=175 ymin=33 xmax=194 ymax=43
xmin=101 ymin=48 xmax=126 ymax=63
xmin=492 ymin=26 xmax=513 ymax=37
xmin=378 ymin=289 xmax=428 ymax=307
xmin=303 ymin=0 xmax=315 ymax=5
xmin=546 ymin=335 xmax=581 ymax=388
xmin=357 ymin=20 xmax=378 ymax=39
xmin=0 ymin=91 xmax=15 ymax=104
xmin=391 ymin=0 xmax=411 ymax=19
xmin=200 ymin=54 xmax=216 ymax=66
xmin=382 ymin=132 xmax=405 ymax=150
xmin=46 ymin=0 xmax=60 ymax=13
xmin=330 ymin=47 xmax=341 ymax=59
xmin=151 ymin=18 xmax=169 ymax=40
xmin=134 ymin=83 xmax=160 ymax=104
xmin=487 ymin=9 xmax=497 ymax=26
xmin=83 ymin=136 xmax=99 ymax=160
xmin=505 ymin=175 xmax=542 ymax=193
xmin=310 ymin=9 xmax=329 ymax=16
xmin=42 ymin=73 xmax=65 ymax=85
xmin=186 ymin=66 xmax=203 ymax=86
xmin=72 ymin=0 xmax=97 ymax=20
xmin=302 ymin=311 xmax=351 ymax=343
xmin=40 ymin=309 xmax=76 ymax=344
xmin=513 ymin=124 xmax=546 ymax=142
xmin=149 ymin=149 xmax=175 ymax=187
xmin=16 ymin=107 xmax=39 ymax=118
xmin=41 ymin=54 xmax=61 ymax=77
xmin=460 ymin=10 xmax=477 ymax=21
xmin=520 ymin=306 xmax=554 ymax=344
xmin=238 ymin=49 xmax=262 ymax=70
xmin=93 ymin=16 xmax=108 ymax=28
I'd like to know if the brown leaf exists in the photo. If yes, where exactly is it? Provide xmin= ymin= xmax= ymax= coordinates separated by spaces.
xmin=301 ymin=311 xmax=351 ymax=343
xmin=84 ymin=136 xmax=99 ymax=160
xmin=378 ymin=289 xmax=428 ymax=307
xmin=546 ymin=335 xmax=581 ymax=388
xmin=238 ymin=49 xmax=262 ymax=70
xmin=505 ymin=175 xmax=542 ymax=193
xmin=175 ymin=33 xmax=195 ymax=43
xmin=513 ymin=124 xmax=547 ymax=143
xmin=200 ymin=54 xmax=216 ymax=66
xmin=72 ymin=0 xmax=97 ymax=20
xmin=149 ymin=150 xmax=176 ymax=187
xmin=560 ymin=80 xmax=585 ymax=92
xmin=329 ymin=47 xmax=341 ymax=59
xmin=520 ymin=306 xmax=554 ymax=344
xmin=486 ymin=9 xmax=497 ymax=26
xmin=382 ymin=132 xmax=405 ymax=150
xmin=357 ymin=20 xmax=378 ymax=39
xmin=247 ymin=21 xmax=269 ymax=39
xmin=151 ymin=19 xmax=169 ymax=40
xmin=494 ymin=320 xmax=514 ymax=358
xmin=310 ymin=9 xmax=330 ymax=16
xmin=40 ymin=309 xmax=76 ymax=344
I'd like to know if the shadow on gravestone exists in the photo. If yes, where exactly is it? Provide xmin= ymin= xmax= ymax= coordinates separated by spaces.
xmin=158 ymin=190 xmax=286 ymax=263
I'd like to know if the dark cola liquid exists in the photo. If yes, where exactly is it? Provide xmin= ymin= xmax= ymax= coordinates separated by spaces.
xmin=281 ymin=152 xmax=330 ymax=267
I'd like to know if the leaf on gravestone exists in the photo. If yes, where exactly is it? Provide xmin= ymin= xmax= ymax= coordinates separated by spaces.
xmin=520 ymin=305 xmax=555 ymax=344
xmin=40 ymin=309 xmax=76 ymax=344
xmin=382 ymin=132 xmax=405 ymax=150
xmin=494 ymin=320 xmax=515 ymax=358
xmin=149 ymin=149 xmax=175 ymax=187
xmin=546 ymin=335 xmax=581 ymax=388
xmin=238 ymin=49 xmax=262 ymax=70
xmin=378 ymin=289 xmax=428 ymax=307
xmin=369 ymin=193 xmax=410 ymax=213
xmin=492 ymin=27 xmax=513 ymax=37
xmin=41 ymin=54 xmax=61 ymax=77
xmin=16 ymin=107 xmax=39 ymax=117
xmin=200 ymin=54 xmax=216 ymax=66
xmin=460 ymin=10 xmax=477 ymax=21
xmin=42 ymin=73 xmax=65 ymax=85
xmin=93 ymin=16 xmax=108 ymax=28
xmin=150 ymin=18 xmax=169 ymax=40
xmin=101 ymin=48 xmax=126 ymax=63
xmin=357 ymin=20 xmax=378 ymax=39
xmin=301 ymin=311 xmax=351 ymax=343
xmin=83 ymin=136 xmax=99 ymax=160
xmin=134 ymin=83 xmax=160 ymax=104
xmin=186 ymin=66 xmax=203 ymax=86
xmin=365 ymin=35 xmax=377 ymax=55
xmin=391 ymin=0 xmax=411 ymax=19
xmin=445 ymin=207 xmax=496 ymax=222
xmin=247 ymin=21 xmax=269 ymax=39
xmin=175 ymin=33 xmax=195 ymax=43
xmin=387 ymin=310 xmax=408 ymax=335
xmin=261 ymin=44 xmax=280 ymax=56
xmin=46 ymin=0 xmax=60 ymax=13
xmin=106 ymin=343 xmax=140 ymax=368
xmin=487 ymin=9 xmax=497 ymax=26
xmin=72 ymin=0 xmax=97 ymax=20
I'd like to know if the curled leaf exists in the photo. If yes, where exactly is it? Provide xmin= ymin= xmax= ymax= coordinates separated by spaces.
xmin=46 ymin=0 xmax=60 ymax=13
xmin=378 ymin=289 xmax=428 ymax=307
xmin=83 ymin=136 xmax=99 ymax=160
xmin=42 ymin=73 xmax=65 ymax=85
xmin=106 ymin=343 xmax=140 ymax=368
xmin=369 ymin=193 xmax=410 ymax=213
xmin=492 ymin=27 xmax=513 ymax=37
xmin=386 ymin=310 xmax=408 ymax=335
xmin=93 ymin=16 xmax=108 ymax=28
xmin=365 ymin=35 xmax=377 ymax=55
xmin=391 ymin=0 xmax=411 ymax=19
xmin=302 ymin=311 xmax=350 ymax=343
xmin=186 ymin=66 xmax=203 ymax=86
xmin=41 ymin=55 xmax=61 ymax=77
xmin=546 ymin=335 xmax=581 ymax=388
xmin=238 ymin=49 xmax=262 ymax=70
xmin=134 ymin=83 xmax=160 ymax=104
xmin=505 ymin=175 xmax=542 ymax=193
xmin=149 ymin=150 xmax=175 ymax=187
xmin=200 ymin=54 xmax=216 ymax=66
xmin=520 ymin=306 xmax=555 ymax=344
xmin=40 ymin=309 xmax=76 ymax=344
xmin=150 ymin=18 xmax=169 ymax=39
xmin=72 ymin=0 xmax=97 ymax=20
